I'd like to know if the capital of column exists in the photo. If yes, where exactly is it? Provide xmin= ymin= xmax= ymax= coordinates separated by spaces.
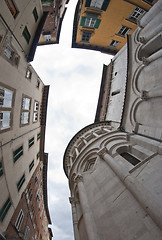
xmin=97 ymin=147 xmax=108 ymax=158
xmin=75 ymin=174 xmax=83 ymax=184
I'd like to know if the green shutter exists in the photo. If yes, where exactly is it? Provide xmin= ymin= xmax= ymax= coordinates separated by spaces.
xmin=85 ymin=0 xmax=91 ymax=7
xmin=94 ymin=19 xmax=101 ymax=29
xmin=80 ymin=17 xmax=86 ymax=26
xmin=101 ymin=0 xmax=110 ymax=11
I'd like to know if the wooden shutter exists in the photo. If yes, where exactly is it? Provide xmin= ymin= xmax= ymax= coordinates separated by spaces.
xmin=80 ymin=17 xmax=86 ymax=26
xmin=85 ymin=0 xmax=91 ymax=7
xmin=94 ymin=19 xmax=101 ymax=28
xmin=101 ymin=0 xmax=110 ymax=11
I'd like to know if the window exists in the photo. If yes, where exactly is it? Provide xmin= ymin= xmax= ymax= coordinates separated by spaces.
xmin=29 ymin=137 xmax=34 ymax=148
xmin=5 ymin=0 xmax=19 ymax=18
xmin=36 ymin=189 xmax=40 ymax=201
xmin=120 ymin=152 xmax=140 ymax=166
xmin=0 ymin=197 xmax=11 ymax=222
xmin=33 ymin=7 xmax=38 ymax=22
xmin=25 ymin=68 xmax=32 ymax=79
xmin=22 ymin=26 xmax=31 ymax=44
xmin=44 ymin=35 xmax=51 ymax=41
xmin=128 ymin=7 xmax=145 ymax=24
xmin=13 ymin=145 xmax=23 ymax=163
xmin=86 ymin=0 xmax=110 ymax=11
xmin=17 ymin=174 xmax=25 ymax=191
xmin=24 ymin=226 xmax=30 ymax=240
xmin=109 ymin=40 xmax=120 ymax=47
xmin=0 ymin=85 xmax=13 ymax=131
xmin=117 ymin=25 xmax=131 ymax=37
xmin=37 ymin=151 xmax=40 ymax=160
xmin=21 ymin=96 xmax=31 ymax=125
xmin=0 ymin=160 xmax=3 ymax=177
xmin=29 ymin=160 xmax=34 ymax=172
xmin=35 ymin=173 xmax=38 ymax=183
xmin=15 ymin=209 xmax=24 ymax=231
xmin=33 ymin=101 xmax=39 ymax=123
xmin=80 ymin=15 xmax=101 ymax=29
xmin=4 ymin=44 xmax=20 ymax=66
xmin=142 ymin=0 xmax=156 ymax=5
xmin=81 ymin=31 xmax=92 ymax=42
xmin=37 ymin=133 xmax=40 ymax=140
xmin=36 ymin=80 xmax=40 ymax=88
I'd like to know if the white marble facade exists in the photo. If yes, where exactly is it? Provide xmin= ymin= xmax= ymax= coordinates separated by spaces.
xmin=63 ymin=1 xmax=162 ymax=239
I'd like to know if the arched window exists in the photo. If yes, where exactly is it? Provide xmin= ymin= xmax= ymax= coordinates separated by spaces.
xmin=120 ymin=152 xmax=140 ymax=166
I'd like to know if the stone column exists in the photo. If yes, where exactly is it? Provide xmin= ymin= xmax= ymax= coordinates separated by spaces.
xmin=75 ymin=175 xmax=98 ymax=240
xmin=98 ymin=148 xmax=162 ymax=231
xmin=69 ymin=197 xmax=80 ymax=240
xmin=138 ymin=0 xmax=162 ymax=28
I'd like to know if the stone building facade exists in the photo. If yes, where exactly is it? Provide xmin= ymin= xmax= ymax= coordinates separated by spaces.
xmin=0 ymin=1 xmax=52 ymax=239
xmin=63 ymin=0 xmax=162 ymax=239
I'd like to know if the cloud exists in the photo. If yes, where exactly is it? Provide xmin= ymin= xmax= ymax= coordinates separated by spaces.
xmin=32 ymin=0 xmax=112 ymax=239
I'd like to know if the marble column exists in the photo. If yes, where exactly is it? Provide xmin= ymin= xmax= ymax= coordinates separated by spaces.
xmin=98 ymin=147 xmax=162 ymax=231
xmin=69 ymin=197 xmax=80 ymax=240
xmin=75 ymin=175 xmax=98 ymax=240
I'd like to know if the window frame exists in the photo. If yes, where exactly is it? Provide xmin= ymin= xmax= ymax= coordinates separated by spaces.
xmin=5 ymin=0 xmax=19 ymax=18
xmin=0 ymin=160 xmax=3 ymax=177
xmin=81 ymin=31 xmax=92 ymax=42
xmin=25 ymin=67 xmax=32 ymax=80
xmin=17 ymin=173 xmax=25 ymax=192
xmin=0 ymin=197 xmax=11 ymax=222
xmin=15 ymin=209 xmax=24 ymax=231
xmin=22 ymin=26 xmax=31 ymax=44
xmin=33 ymin=7 xmax=38 ymax=22
xmin=29 ymin=160 xmax=34 ymax=172
xmin=13 ymin=145 xmax=23 ymax=163
xmin=116 ymin=25 xmax=131 ymax=37
xmin=109 ymin=40 xmax=120 ymax=48
xmin=0 ymin=84 xmax=15 ymax=132
xmin=20 ymin=95 xmax=31 ymax=126
xmin=127 ymin=7 xmax=146 ymax=24
xmin=29 ymin=137 xmax=34 ymax=148
xmin=33 ymin=101 xmax=39 ymax=123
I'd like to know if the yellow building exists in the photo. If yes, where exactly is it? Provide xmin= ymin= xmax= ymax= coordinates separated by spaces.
xmin=72 ymin=0 xmax=157 ymax=54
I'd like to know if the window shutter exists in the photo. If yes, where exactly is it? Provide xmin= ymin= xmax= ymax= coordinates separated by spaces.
xmin=101 ymin=0 xmax=110 ymax=11
xmin=85 ymin=0 xmax=91 ymax=7
xmin=80 ymin=17 xmax=86 ymax=26
xmin=94 ymin=19 xmax=101 ymax=28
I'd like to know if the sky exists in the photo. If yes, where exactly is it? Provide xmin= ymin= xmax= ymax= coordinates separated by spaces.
xmin=32 ymin=0 xmax=112 ymax=239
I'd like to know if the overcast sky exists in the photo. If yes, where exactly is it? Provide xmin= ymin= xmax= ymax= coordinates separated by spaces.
xmin=32 ymin=0 xmax=112 ymax=239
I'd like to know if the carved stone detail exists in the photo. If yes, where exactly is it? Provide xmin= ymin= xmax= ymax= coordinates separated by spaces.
xmin=97 ymin=147 xmax=108 ymax=158
xmin=75 ymin=174 xmax=83 ymax=184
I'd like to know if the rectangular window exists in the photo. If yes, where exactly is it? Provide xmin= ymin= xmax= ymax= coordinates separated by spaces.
xmin=0 ymin=111 xmax=11 ymax=130
xmin=13 ymin=145 xmax=23 ymax=163
xmin=26 ymin=68 xmax=32 ymax=79
xmin=37 ymin=151 xmax=40 ymax=160
xmin=35 ymin=173 xmax=38 ymax=183
xmin=4 ymin=44 xmax=20 ymax=66
xmin=128 ymin=7 xmax=145 ymax=24
xmin=37 ymin=133 xmax=40 ymax=140
xmin=142 ymin=0 xmax=156 ymax=5
xmin=22 ymin=26 xmax=31 ymax=44
xmin=24 ymin=226 xmax=30 ymax=240
xmin=120 ymin=152 xmax=141 ymax=166
xmin=0 ymin=85 xmax=13 ymax=131
xmin=5 ymin=0 xmax=19 ymax=18
xmin=29 ymin=160 xmax=34 ymax=172
xmin=109 ymin=40 xmax=120 ymax=47
xmin=36 ymin=80 xmax=40 ymax=88
xmin=34 ymin=101 xmax=39 ymax=111
xmin=21 ymin=112 xmax=29 ymax=125
xmin=22 ymin=97 xmax=30 ymax=110
xmin=21 ymin=96 xmax=31 ymax=126
xmin=0 ymin=87 xmax=13 ymax=108
xmin=81 ymin=31 xmax=92 ymax=42
xmin=17 ymin=174 xmax=25 ymax=191
xmin=0 ymin=160 xmax=3 ymax=177
xmin=29 ymin=137 xmax=34 ymax=148
xmin=33 ymin=7 xmax=38 ymax=22
xmin=0 ymin=197 xmax=11 ymax=222
xmin=117 ymin=25 xmax=131 ymax=37
xmin=15 ymin=209 xmax=24 ymax=231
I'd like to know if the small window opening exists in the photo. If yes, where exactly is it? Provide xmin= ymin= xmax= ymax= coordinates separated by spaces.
xmin=111 ymin=90 xmax=120 ymax=96
xmin=120 ymin=152 xmax=141 ymax=166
